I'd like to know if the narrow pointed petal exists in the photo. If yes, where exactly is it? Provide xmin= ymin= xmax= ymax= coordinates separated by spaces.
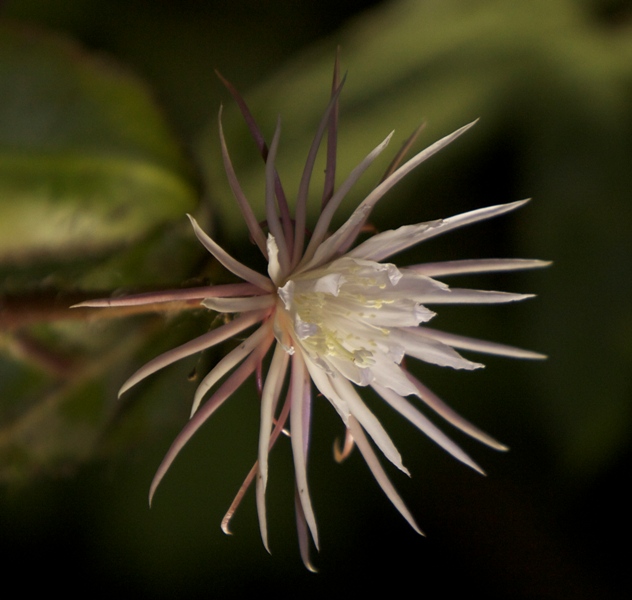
xmin=222 ymin=461 xmax=258 ymax=535
xmin=290 ymin=353 xmax=319 ymax=549
xmin=407 ymin=258 xmax=552 ymax=277
xmin=380 ymin=122 xmax=426 ymax=181
xmin=293 ymin=76 xmax=346 ymax=266
xmin=71 ymin=282 xmax=266 ymax=308
xmin=347 ymin=220 xmax=441 ymax=262
xmin=297 ymin=204 xmax=371 ymax=275
xmin=264 ymin=118 xmax=290 ymax=278
xmin=298 ymin=131 xmax=394 ymax=271
xmin=332 ymin=121 xmax=479 ymax=258
xmin=266 ymin=234 xmax=283 ymax=287
xmin=333 ymin=429 xmax=355 ymax=463
xmin=223 ymin=387 xmax=293 ymax=536
xmin=187 ymin=215 xmax=274 ymax=292
xmin=215 ymin=70 xmax=294 ymax=248
xmin=295 ymin=488 xmax=318 ymax=572
xmin=419 ymin=288 xmax=535 ymax=304
xmin=416 ymin=327 xmax=548 ymax=360
xmin=347 ymin=416 xmax=423 ymax=535
xmin=303 ymin=357 xmax=351 ymax=425
xmin=215 ymin=70 xmax=268 ymax=157
xmin=218 ymin=106 xmax=268 ymax=257
xmin=391 ymin=329 xmax=485 ymax=370
xmin=191 ymin=322 xmax=274 ymax=416
xmin=149 ymin=339 xmax=271 ymax=506
xmin=373 ymin=383 xmax=485 ymax=474
xmin=119 ymin=309 xmax=267 ymax=397
xmin=321 ymin=48 xmax=341 ymax=210
xmin=330 ymin=374 xmax=409 ymax=475
xmin=201 ymin=294 xmax=275 ymax=313
xmin=256 ymin=342 xmax=291 ymax=552
xmin=349 ymin=199 xmax=530 ymax=263
xmin=406 ymin=373 xmax=507 ymax=450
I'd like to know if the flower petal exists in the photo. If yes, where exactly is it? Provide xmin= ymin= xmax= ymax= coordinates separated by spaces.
xmin=118 ymin=309 xmax=268 ymax=397
xmin=191 ymin=321 xmax=274 ymax=416
xmin=349 ymin=199 xmax=530 ymax=263
xmin=71 ymin=282 xmax=266 ymax=308
xmin=299 ymin=131 xmax=394 ymax=270
xmin=290 ymin=353 xmax=319 ymax=550
xmin=149 ymin=337 xmax=272 ymax=506
xmin=187 ymin=215 xmax=274 ymax=292
xmin=331 ymin=120 xmax=479 ymax=259
xmin=264 ymin=118 xmax=291 ymax=279
xmin=406 ymin=372 xmax=507 ymax=451
xmin=416 ymin=327 xmax=548 ymax=360
xmin=201 ymin=294 xmax=275 ymax=313
xmin=293 ymin=76 xmax=346 ymax=266
xmin=218 ymin=106 xmax=268 ymax=257
xmin=347 ymin=416 xmax=423 ymax=535
xmin=329 ymin=373 xmax=409 ymax=475
xmin=418 ymin=288 xmax=535 ymax=304
xmin=391 ymin=328 xmax=485 ymax=370
xmin=372 ymin=382 xmax=485 ymax=474
xmin=256 ymin=341 xmax=291 ymax=552
xmin=407 ymin=258 xmax=552 ymax=277
xmin=215 ymin=70 xmax=294 ymax=249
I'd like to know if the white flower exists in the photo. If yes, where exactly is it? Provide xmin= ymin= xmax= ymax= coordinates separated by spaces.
xmin=75 ymin=61 xmax=548 ymax=570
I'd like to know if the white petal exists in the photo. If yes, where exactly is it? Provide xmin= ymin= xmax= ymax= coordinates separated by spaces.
xmin=290 ymin=354 xmax=319 ymax=550
xmin=201 ymin=294 xmax=274 ymax=313
xmin=407 ymin=373 xmax=507 ymax=451
xmin=347 ymin=416 xmax=423 ymax=535
xmin=118 ymin=309 xmax=267 ymax=397
xmin=351 ymin=299 xmax=433 ymax=328
xmin=364 ymin=354 xmax=420 ymax=397
xmin=256 ymin=342 xmax=290 ymax=552
xmin=264 ymin=118 xmax=290 ymax=279
xmin=191 ymin=321 xmax=273 ymax=416
xmin=329 ymin=374 xmax=409 ymax=475
xmin=303 ymin=355 xmax=350 ymax=424
xmin=266 ymin=234 xmax=283 ymax=286
xmin=324 ymin=121 xmax=479 ymax=261
xmin=312 ymin=273 xmax=345 ymax=295
xmin=373 ymin=382 xmax=485 ymax=474
xmin=391 ymin=329 xmax=485 ymax=370
xmin=407 ymin=258 xmax=552 ymax=277
xmin=294 ymin=313 xmax=319 ymax=340
xmin=301 ymin=131 xmax=394 ymax=268
xmin=416 ymin=327 xmax=548 ymax=360
xmin=347 ymin=220 xmax=440 ymax=262
xmin=418 ymin=288 xmax=535 ymax=304
xmin=187 ymin=215 xmax=273 ymax=292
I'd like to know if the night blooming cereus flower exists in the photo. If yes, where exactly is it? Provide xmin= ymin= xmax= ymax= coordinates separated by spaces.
xmin=74 ymin=60 xmax=547 ymax=570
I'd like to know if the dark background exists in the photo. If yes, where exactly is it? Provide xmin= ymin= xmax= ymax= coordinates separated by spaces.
xmin=1 ymin=1 xmax=630 ymax=598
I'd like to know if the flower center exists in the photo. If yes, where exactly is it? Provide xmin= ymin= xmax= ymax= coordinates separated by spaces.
xmin=275 ymin=257 xmax=417 ymax=383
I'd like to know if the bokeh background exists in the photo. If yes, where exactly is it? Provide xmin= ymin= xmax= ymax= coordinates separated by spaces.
xmin=1 ymin=0 xmax=630 ymax=598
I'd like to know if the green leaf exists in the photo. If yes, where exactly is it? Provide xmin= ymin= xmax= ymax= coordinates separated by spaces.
xmin=0 ymin=21 xmax=197 ymax=263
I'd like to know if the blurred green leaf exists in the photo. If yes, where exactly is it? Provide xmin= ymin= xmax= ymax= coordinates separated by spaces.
xmin=0 ymin=20 xmax=197 ymax=263
xmin=0 ymin=20 xmax=204 ymax=483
